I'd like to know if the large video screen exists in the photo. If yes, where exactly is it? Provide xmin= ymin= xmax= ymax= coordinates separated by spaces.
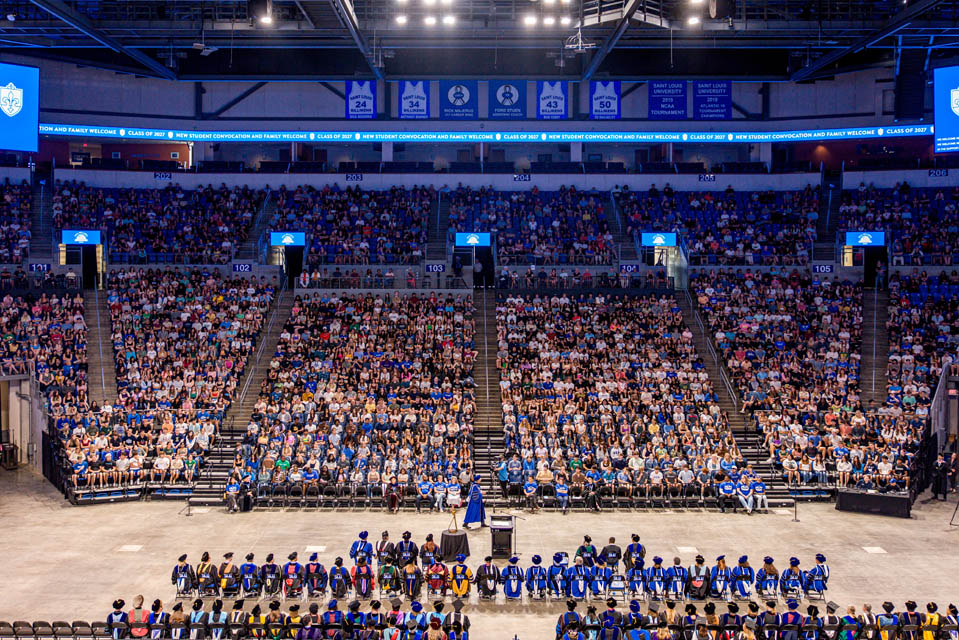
xmin=934 ymin=66 xmax=959 ymax=153
xmin=0 ymin=62 xmax=39 ymax=152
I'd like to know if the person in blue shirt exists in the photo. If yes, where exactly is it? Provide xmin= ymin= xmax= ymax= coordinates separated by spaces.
xmin=496 ymin=459 xmax=509 ymax=499
xmin=415 ymin=477 xmax=434 ymax=513
xmin=555 ymin=477 xmax=570 ymax=514
xmin=433 ymin=476 xmax=447 ymax=513
xmin=718 ymin=477 xmax=737 ymax=513
xmin=736 ymin=478 xmax=753 ymax=514
xmin=224 ymin=480 xmax=242 ymax=513
xmin=751 ymin=478 xmax=768 ymax=513
xmin=524 ymin=475 xmax=539 ymax=511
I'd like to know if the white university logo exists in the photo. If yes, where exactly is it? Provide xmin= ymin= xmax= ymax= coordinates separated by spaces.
xmin=496 ymin=84 xmax=519 ymax=106
xmin=280 ymin=234 xmax=296 ymax=245
xmin=73 ymin=232 xmax=89 ymax=243
xmin=539 ymin=82 xmax=565 ymax=117
xmin=592 ymin=82 xmax=618 ymax=117
xmin=951 ymin=88 xmax=959 ymax=117
xmin=651 ymin=234 xmax=667 ymax=245
xmin=348 ymin=81 xmax=375 ymax=117
xmin=448 ymin=84 xmax=470 ymax=106
xmin=0 ymin=82 xmax=23 ymax=117
xmin=401 ymin=81 xmax=428 ymax=117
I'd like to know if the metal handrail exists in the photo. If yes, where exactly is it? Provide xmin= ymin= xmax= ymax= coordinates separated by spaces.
xmin=235 ymin=277 xmax=286 ymax=410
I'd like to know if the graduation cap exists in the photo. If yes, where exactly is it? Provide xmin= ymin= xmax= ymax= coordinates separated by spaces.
xmin=704 ymin=603 xmax=716 ymax=615
xmin=173 ymin=603 xmax=183 ymax=613
xmin=348 ymin=601 xmax=361 ymax=611
xmin=882 ymin=602 xmax=895 ymax=613
xmin=452 ymin=600 xmax=466 ymax=613
xmin=456 ymin=554 xmax=466 ymax=562
xmin=328 ymin=600 xmax=338 ymax=610
xmin=288 ymin=552 xmax=298 ymax=561
xmin=607 ymin=598 xmax=617 ymax=609
xmin=233 ymin=601 xmax=245 ymax=611
xmin=827 ymin=602 xmax=840 ymax=613
xmin=433 ymin=601 xmax=445 ymax=612
xmin=212 ymin=600 xmax=223 ymax=612
xmin=390 ymin=599 xmax=403 ymax=610
xmin=201 ymin=552 xmax=211 ymax=562
xmin=426 ymin=534 xmax=434 ymax=542
xmin=358 ymin=531 xmax=369 ymax=540
xmin=816 ymin=554 xmax=827 ymax=562
xmin=629 ymin=601 xmax=641 ymax=613
xmin=309 ymin=553 xmax=318 ymax=561
xmin=566 ymin=600 xmax=578 ymax=611
xmin=747 ymin=602 xmax=760 ymax=613
xmin=178 ymin=554 xmax=188 ymax=562
xmin=648 ymin=603 xmax=660 ymax=614
xmin=685 ymin=605 xmax=698 ymax=615
xmin=727 ymin=603 xmax=739 ymax=613
xmin=152 ymin=600 xmax=162 ymax=613
xmin=403 ymin=531 xmax=412 ymax=539
xmin=406 ymin=620 xmax=418 ymax=630
xmin=266 ymin=553 xmax=275 ymax=563
xmin=765 ymin=601 xmax=777 ymax=609
xmin=808 ymin=606 xmax=819 ymax=617
xmin=269 ymin=601 xmax=281 ymax=612
xmin=193 ymin=600 xmax=204 ymax=611
xmin=532 ymin=555 xmax=542 ymax=564
xmin=411 ymin=602 xmax=423 ymax=613
xmin=113 ymin=600 xmax=126 ymax=611
xmin=382 ymin=531 xmax=390 ymax=538
xmin=246 ymin=553 xmax=255 ymax=562
xmin=631 ymin=534 xmax=640 ymax=542
xmin=288 ymin=605 xmax=299 ymax=613
xmin=224 ymin=552 xmax=234 ymax=560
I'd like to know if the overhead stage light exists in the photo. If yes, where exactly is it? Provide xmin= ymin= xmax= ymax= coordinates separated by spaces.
xmin=396 ymin=14 xmax=408 ymax=23
xmin=687 ymin=15 xmax=700 ymax=24
xmin=442 ymin=14 xmax=455 ymax=23
xmin=249 ymin=0 xmax=273 ymax=24
xmin=560 ymin=15 xmax=571 ymax=24
xmin=424 ymin=14 xmax=437 ymax=24
xmin=524 ymin=14 xmax=537 ymax=25
xmin=543 ymin=15 xmax=555 ymax=24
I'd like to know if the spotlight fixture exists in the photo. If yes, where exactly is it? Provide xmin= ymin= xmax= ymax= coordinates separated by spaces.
xmin=424 ymin=0 xmax=437 ymax=6
xmin=424 ymin=14 xmax=437 ymax=24
xmin=249 ymin=0 xmax=273 ymax=24
xmin=524 ymin=13 xmax=537 ymax=25
xmin=396 ymin=14 xmax=408 ymax=23
xmin=442 ymin=14 xmax=455 ymax=23
xmin=544 ymin=0 xmax=556 ymax=4
xmin=441 ymin=0 xmax=453 ymax=5
xmin=543 ymin=15 xmax=555 ymax=24
xmin=560 ymin=15 xmax=571 ymax=24
xmin=690 ymin=0 xmax=704 ymax=4
xmin=6 ymin=13 xmax=15 ymax=21
xmin=687 ymin=14 xmax=700 ymax=24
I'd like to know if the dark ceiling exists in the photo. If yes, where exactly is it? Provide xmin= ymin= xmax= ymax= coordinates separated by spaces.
xmin=1 ymin=0 xmax=959 ymax=80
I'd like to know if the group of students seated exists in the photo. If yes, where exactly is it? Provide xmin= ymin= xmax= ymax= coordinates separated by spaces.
xmin=554 ymin=598 xmax=958 ymax=640
xmin=495 ymin=292 xmax=747 ymax=507
xmin=52 ymin=181 xmax=264 ymax=264
xmin=226 ymin=292 xmax=475 ymax=508
xmin=615 ymin=185 xmax=818 ymax=267
xmin=495 ymin=267 xmax=671 ymax=292
xmin=0 ymin=179 xmax=31 ymax=264
xmin=841 ymin=182 xmax=959 ymax=266
xmin=271 ymin=184 xmax=433 ymax=268
xmin=166 ymin=535 xmax=829 ymax=606
xmin=448 ymin=186 xmax=616 ymax=265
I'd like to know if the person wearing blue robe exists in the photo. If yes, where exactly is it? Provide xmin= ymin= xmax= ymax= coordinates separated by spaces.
xmin=321 ymin=601 xmax=344 ymax=640
xmin=876 ymin=602 xmax=898 ymax=640
xmin=666 ymin=559 xmax=687 ymax=600
xmin=599 ymin=617 xmax=624 ymax=640
xmin=721 ymin=603 xmax=742 ymax=640
xmin=804 ymin=554 xmax=829 ymax=596
xmin=395 ymin=533 xmax=418 ymax=567
xmin=207 ymin=601 xmax=228 ymax=640
xmin=501 ymin=556 xmax=524 ymax=599
xmin=172 ymin=555 xmax=197 ymax=597
xmin=350 ymin=531 xmax=373 ymax=565
xmin=625 ymin=535 xmax=645 ymax=572
xmin=557 ymin=601 xmax=583 ymax=638
xmin=240 ymin=554 xmax=261 ymax=596
xmin=627 ymin=564 xmax=645 ymax=597
xmin=731 ymin=556 xmax=754 ymax=599
xmin=623 ymin=601 xmax=647 ymax=640
xmin=260 ymin=554 xmax=281 ymax=596
xmin=108 ymin=599 xmax=129 ymax=640
xmin=462 ymin=476 xmax=486 ymax=528
xmin=780 ymin=558 xmax=805 ymax=598
xmin=525 ymin=554 xmax=549 ymax=599
xmin=802 ymin=605 xmax=824 ymax=640
xmin=189 ymin=599 xmax=207 ymax=640
xmin=590 ymin=559 xmax=612 ymax=597
xmin=328 ymin=558 xmax=352 ymax=599
xmin=710 ymin=556 xmax=732 ymax=600
xmin=549 ymin=553 xmax=568 ymax=598
xmin=644 ymin=557 xmax=667 ymax=600
xmin=283 ymin=552 xmax=305 ymax=598
xmin=754 ymin=557 xmax=779 ymax=598
xmin=566 ymin=558 xmax=590 ymax=599
xmin=305 ymin=553 xmax=328 ymax=597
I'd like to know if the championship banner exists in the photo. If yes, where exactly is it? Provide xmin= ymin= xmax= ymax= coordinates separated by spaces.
xmin=692 ymin=81 xmax=732 ymax=120
xmin=345 ymin=81 xmax=377 ymax=119
xmin=649 ymin=81 xmax=688 ymax=120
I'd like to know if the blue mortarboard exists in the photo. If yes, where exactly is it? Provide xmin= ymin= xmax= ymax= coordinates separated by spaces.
xmin=739 ymin=555 xmax=748 ymax=563
xmin=653 ymin=556 xmax=663 ymax=564
xmin=763 ymin=556 xmax=774 ymax=564
xmin=789 ymin=557 xmax=800 ymax=567
xmin=816 ymin=554 xmax=826 ymax=562
xmin=788 ymin=600 xmax=799 ymax=610
xmin=309 ymin=553 xmax=318 ymax=561
xmin=716 ymin=555 xmax=725 ymax=562
xmin=509 ymin=557 xmax=518 ymax=564
xmin=630 ymin=601 xmax=641 ymax=613
xmin=456 ymin=554 xmax=466 ymax=562
xmin=359 ymin=531 xmax=368 ymax=540
xmin=411 ymin=602 xmax=422 ymax=613
xmin=553 ymin=553 xmax=563 ymax=564
xmin=532 ymin=555 xmax=542 ymax=564
xmin=328 ymin=600 xmax=337 ymax=610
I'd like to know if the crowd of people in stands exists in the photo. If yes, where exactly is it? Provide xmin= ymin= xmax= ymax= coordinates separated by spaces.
xmin=840 ymin=182 xmax=959 ymax=266
xmin=51 ymin=181 xmax=263 ymax=264
xmin=495 ymin=292 xmax=749 ymax=508
xmin=495 ymin=267 xmax=671 ymax=291
xmin=0 ymin=180 xmax=32 ymax=264
xmin=225 ymin=292 xmax=475 ymax=509
xmin=448 ymin=186 xmax=616 ymax=265
xmin=271 ymin=185 xmax=433 ymax=268
xmin=49 ymin=269 xmax=277 ymax=491
xmin=615 ymin=185 xmax=817 ymax=266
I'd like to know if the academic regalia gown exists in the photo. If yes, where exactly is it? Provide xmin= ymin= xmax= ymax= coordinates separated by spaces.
xmin=241 ymin=563 xmax=261 ymax=594
xmin=525 ymin=565 xmax=549 ymax=597
xmin=395 ymin=541 xmax=419 ymax=567
xmin=463 ymin=484 xmax=486 ymax=527
xmin=197 ymin=562 xmax=220 ymax=595
xmin=260 ymin=563 xmax=281 ymax=596
xmin=426 ymin=563 xmax=448 ymax=595
xmin=402 ymin=565 xmax=423 ymax=598
xmin=349 ymin=541 xmax=373 ymax=564
xmin=306 ymin=562 xmax=328 ymax=596
xmin=557 ymin=612 xmax=583 ymax=638
xmin=590 ymin=566 xmax=612 ymax=596
xmin=172 ymin=564 xmax=197 ymax=594
xmin=449 ymin=564 xmax=472 ymax=597
xmin=351 ymin=564 xmax=375 ymax=597
xmin=283 ymin=562 xmax=304 ymax=596
xmin=548 ymin=564 xmax=568 ymax=596
xmin=730 ymin=567 xmax=754 ymax=598
xmin=780 ymin=569 xmax=804 ymax=596
xmin=501 ymin=565 xmax=524 ymax=599
xmin=565 ymin=565 xmax=589 ymax=599
xmin=666 ymin=566 xmax=687 ymax=598
xmin=627 ymin=568 xmax=645 ymax=595
xmin=475 ymin=564 xmax=500 ymax=598
xmin=644 ymin=566 xmax=667 ymax=598
xmin=804 ymin=565 xmax=829 ymax=594
xmin=754 ymin=569 xmax=778 ymax=596
xmin=710 ymin=567 xmax=731 ymax=598
xmin=328 ymin=566 xmax=352 ymax=598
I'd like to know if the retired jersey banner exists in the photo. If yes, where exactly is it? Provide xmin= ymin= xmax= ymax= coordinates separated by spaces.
xmin=398 ymin=80 xmax=430 ymax=119
xmin=345 ymin=80 xmax=377 ymax=119
xmin=488 ymin=81 xmax=526 ymax=120
xmin=590 ymin=81 xmax=621 ymax=120
xmin=439 ymin=80 xmax=478 ymax=120
xmin=537 ymin=81 xmax=569 ymax=120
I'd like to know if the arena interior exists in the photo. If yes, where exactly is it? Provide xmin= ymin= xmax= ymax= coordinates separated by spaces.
xmin=0 ymin=1 xmax=959 ymax=639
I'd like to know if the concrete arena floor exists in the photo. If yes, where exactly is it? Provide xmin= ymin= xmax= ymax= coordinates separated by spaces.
xmin=2 ymin=469 xmax=959 ymax=640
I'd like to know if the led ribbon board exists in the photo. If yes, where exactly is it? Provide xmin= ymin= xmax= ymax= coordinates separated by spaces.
xmin=39 ymin=123 xmax=933 ymax=144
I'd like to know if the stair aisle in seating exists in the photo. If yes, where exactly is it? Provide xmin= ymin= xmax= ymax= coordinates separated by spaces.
xmin=472 ymin=289 xmax=507 ymax=506
xmin=30 ymin=170 xmax=53 ymax=260
xmin=610 ymin=192 xmax=637 ymax=262
xmin=860 ymin=289 xmax=890 ymax=410
xmin=187 ymin=288 xmax=295 ymax=508
xmin=235 ymin=190 xmax=277 ymax=261
xmin=83 ymin=287 xmax=118 ymax=408
xmin=426 ymin=192 xmax=450 ymax=262
xmin=676 ymin=292 xmax=796 ymax=508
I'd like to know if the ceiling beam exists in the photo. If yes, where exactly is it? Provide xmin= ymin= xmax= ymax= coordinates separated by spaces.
xmin=791 ymin=0 xmax=944 ymax=81
xmin=582 ymin=0 xmax=649 ymax=80
xmin=27 ymin=0 xmax=177 ymax=79
xmin=327 ymin=0 xmax=383 ymax=79
xmin=293 ymin=1 xmax=317 ymax=28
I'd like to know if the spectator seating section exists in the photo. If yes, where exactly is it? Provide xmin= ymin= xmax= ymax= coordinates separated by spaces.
xmin=0 ymin=179 xmax=31 ymax=263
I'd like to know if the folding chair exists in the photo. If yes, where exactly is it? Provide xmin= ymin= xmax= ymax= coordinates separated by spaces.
xmin=0 ymin=624 xmax=16 ymax=640
xmin=12 ymin=622 xmax=34 ymax=640
xmin=33 ymin=622 xmax=55 ymax=640
xmin=70 ymin=622 xmax=93 ymax=640
xmin=51 ymin=623 xmax=74 ymax=640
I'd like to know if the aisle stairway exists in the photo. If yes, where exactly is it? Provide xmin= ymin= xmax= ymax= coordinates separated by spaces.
xmin=187 ymin=288 xmax=295 ymax=508
xmin=610 ymin=193 xmax=637 ymax=261
xmin=30 ymin=171 xmax=54 ymax=260
xmin=676 ymin=292 xmax=796 ymax=508
xmin=860 ymin=289 xmax=890 ymax=410
xmin=426 ymin=192 xmax=449 ymax=262
xmin=83 ymin=288 xmax=117 ymax=407
xmin=234 ymin=190 xmax=276 ymax=261
xmin=472 ymin=289 xmax=506 ymax=503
